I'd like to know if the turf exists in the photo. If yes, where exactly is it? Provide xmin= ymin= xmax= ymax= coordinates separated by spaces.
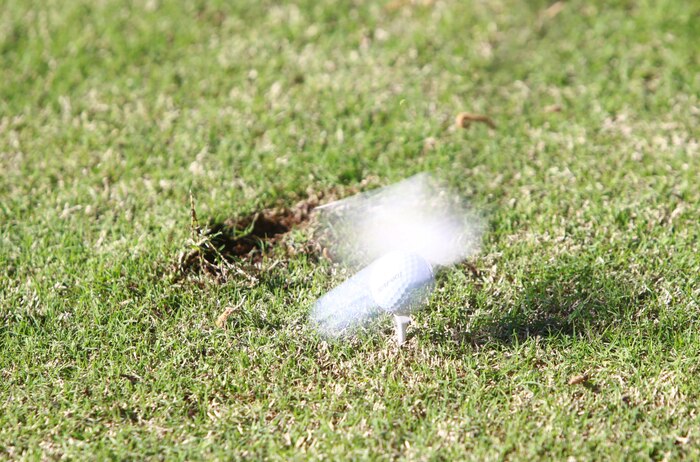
xmin=2 ymin=0 xmax=699 ymax=459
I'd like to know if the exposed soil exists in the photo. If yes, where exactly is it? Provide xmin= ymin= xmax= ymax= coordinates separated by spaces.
xmin=175 ymin=196 xmax=320 ymax=282
xmin=173 ymin=182 xmax=376 ymax=283
xmin=209 ymin=198 xmax=317 ymax=258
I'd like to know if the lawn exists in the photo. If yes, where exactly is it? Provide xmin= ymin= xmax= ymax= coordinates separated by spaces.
xmin=1 ymin=0 xmax=699 ymax=459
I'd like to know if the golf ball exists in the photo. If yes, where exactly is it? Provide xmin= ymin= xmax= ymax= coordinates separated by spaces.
xmin=368 ymin=251 xmax=434 ymax=313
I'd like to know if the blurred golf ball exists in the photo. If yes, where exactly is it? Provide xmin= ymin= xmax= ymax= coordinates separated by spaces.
xmin=368 ymin=251 xmax=434 ymax=313
xmin=311 ymin=251 xmax=435 ymax=336
xmin=311 ymin=173 xmax=483 ymax=341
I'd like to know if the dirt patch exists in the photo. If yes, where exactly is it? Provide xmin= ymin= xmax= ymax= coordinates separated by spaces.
xmin=173 ymin=182 xmax=376 ymax=283
xmin=174 ymin=196 xmax=319 ymax=282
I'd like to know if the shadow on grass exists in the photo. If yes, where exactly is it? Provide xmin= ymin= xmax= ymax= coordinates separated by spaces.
xmin=429 ymin=258 xmax=649 ymax=347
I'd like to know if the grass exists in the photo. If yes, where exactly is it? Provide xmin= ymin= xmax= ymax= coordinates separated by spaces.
xmin=1 ymin=0 xmax=699 ymax=459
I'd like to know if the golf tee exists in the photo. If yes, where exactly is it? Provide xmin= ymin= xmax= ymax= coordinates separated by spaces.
xmin=394 ymin=314 xmax=412 ymax=345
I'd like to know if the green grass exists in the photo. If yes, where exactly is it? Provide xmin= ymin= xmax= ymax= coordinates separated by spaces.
xmin=2 ymin=0 xmax=700 ymax=459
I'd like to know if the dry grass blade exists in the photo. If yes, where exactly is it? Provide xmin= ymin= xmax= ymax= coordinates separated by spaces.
xmin=455 ymin=112 xmax=496 ymax=129
xmin=542 ymin=2 xmax=565 ymax=20
xmin=215 ymin=298 xmax=246 ymax=328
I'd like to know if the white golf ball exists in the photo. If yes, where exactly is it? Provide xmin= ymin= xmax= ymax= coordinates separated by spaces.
xmin=368 ymin=251 xmax=434 ymax=313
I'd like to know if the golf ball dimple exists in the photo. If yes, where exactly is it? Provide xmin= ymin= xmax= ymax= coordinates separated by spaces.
xmin=368 ymin=251 xmax=434 ymax=313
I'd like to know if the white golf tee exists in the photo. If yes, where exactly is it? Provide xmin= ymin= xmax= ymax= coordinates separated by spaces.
xmin=394 ymin=314 xmax=412 ymax=345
